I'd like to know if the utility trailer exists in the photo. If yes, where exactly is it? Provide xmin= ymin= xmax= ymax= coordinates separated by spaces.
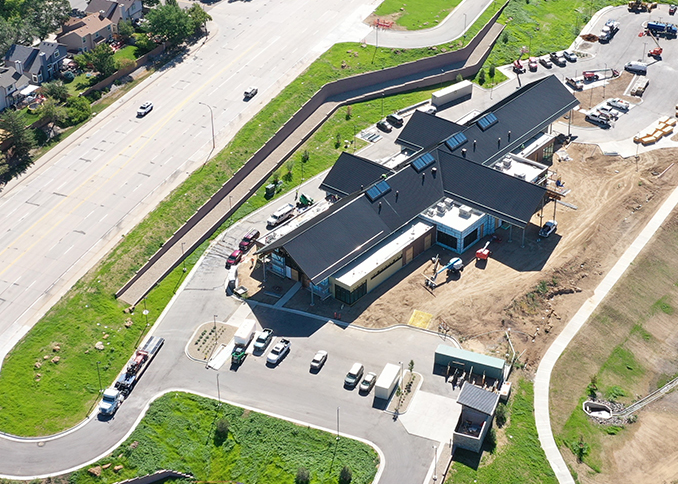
xmin=115 ymin=336 xmax=165 ymax=396
xmin=375 ymin=363 xmax=401 ymax=400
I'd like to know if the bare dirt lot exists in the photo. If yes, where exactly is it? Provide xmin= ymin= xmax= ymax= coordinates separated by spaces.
xmin=242 ymin=143 xmax=678 ymax=371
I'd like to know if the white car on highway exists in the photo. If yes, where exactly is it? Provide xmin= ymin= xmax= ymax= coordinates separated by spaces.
xmin=137 ymin=102 xmax=153 ymax=117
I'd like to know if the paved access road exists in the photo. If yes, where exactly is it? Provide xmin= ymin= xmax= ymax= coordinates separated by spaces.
xmin=0 ymin=0 xmax=378 ymax=367
xmin=363 ymin=0 xmax=495 ymax=48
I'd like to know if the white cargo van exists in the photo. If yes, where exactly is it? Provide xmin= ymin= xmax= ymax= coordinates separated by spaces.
xmin=624 ymin=61 xmax=647 ymax=75
xmin=266 ymin=203 xmax=295 ymax=227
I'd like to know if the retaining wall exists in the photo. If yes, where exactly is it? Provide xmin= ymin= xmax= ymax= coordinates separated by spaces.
xmin=115 ymin=3 xmax=507 ymax=304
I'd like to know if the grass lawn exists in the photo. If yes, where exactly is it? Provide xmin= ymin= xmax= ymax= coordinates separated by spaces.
xmin=373 ymin=0 xmax=464 ymax=30
xmin=446 ymin=379 xmax=557 ymax=484
xmin=19 ymin=106 xmax=41 ymax=126
xmin=65 ymin=71 xmax=98 ymax=96
xmin=113 ymin=45 xmax=139 ymax=63
xmin=0 ymin=4 xmax=510 ymax=436
xmin=69 ymin=392 xmax=378 ymax=484
xmin=486 ymin=0 xmax=628 ymax=67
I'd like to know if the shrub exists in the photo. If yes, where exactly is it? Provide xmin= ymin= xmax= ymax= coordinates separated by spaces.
xmin=478 ymin=69 xmax=486 ymax=85
xmin=455 ymin=74 xmax=463 ymax=83
xmin=117 ymin=58 xmax=136 ymax=71
xmin=495 ymin=402 xmax=508 ymax=427
xmin=62 ymin=71 xmax=75 ymax=83
xmin=214 ymin=417 xmax=229 ymax=446
xmin=339 ymin=465 xmax=352 ymax=484
xmin=489 ymin=65 xmax=496 ymax=79
xmin=295 ymin=467 xmax=310 ymax=484
xmin=63 ymin=96 xmax=92 ymax=126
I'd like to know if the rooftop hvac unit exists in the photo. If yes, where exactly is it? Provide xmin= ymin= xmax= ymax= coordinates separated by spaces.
xmin=444 ymin=198 xmax=454 ymax=207
xmin=426 ymin=208 xmax=435 ymax=216
xmin=471 ymin=208 xmax=483 ymax=216
xmin=503 ymin=157 xmax=512 ymax=168
xmin=436 ymin=202 xmax=446 ymax=214
xmin=459 ymin=206 xmax=472 ymax=218
xmin=514 ymin=173 xmax=526 ymax=180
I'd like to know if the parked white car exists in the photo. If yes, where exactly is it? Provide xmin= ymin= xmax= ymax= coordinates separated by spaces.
xmin=266 ymin=338 xmax=291 ymax=365
xmin=607 ymin=98 xmax=630 ymax=110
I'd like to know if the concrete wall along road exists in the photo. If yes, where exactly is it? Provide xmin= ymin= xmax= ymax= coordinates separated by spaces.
xmin=115 ymin=3 xmax=507 ymax=305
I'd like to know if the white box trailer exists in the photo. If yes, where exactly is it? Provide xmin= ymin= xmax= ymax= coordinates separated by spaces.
xmin=431 ymin=80 xmax=473 ymax=108
xmin=234 ymin=318 xmax=256 ymax=346
xmin=375 ymin=363 xmax=401 ymax=400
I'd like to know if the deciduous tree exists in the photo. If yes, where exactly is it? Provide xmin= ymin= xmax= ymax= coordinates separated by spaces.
xmin=0 ymin=109 xmax=35 ymax=168
xmin=145 ymin=3 xmax=192 ymax=45
xmin=40 ymin=80 xmax=69 ymax=103
xmin=27 ymin=0 xmax=70 ymax=41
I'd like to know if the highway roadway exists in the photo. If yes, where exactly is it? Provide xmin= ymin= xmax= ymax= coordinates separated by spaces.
xmin=0 ymin=0 xmax=379 ymax=367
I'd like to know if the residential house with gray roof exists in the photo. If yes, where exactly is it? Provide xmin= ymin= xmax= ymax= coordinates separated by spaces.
xmin=4 ymin=42 xmax=68 ymax=85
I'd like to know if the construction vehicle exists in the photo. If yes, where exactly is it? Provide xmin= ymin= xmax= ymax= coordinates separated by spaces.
xmin=628 ymin=0 xmax=656 ymax=11
xmin=475 ymin=241 xmax=492 ymax=261
xmin=296 ymin=193 xmax=314 ymax=208
xmin=599 ymin=19 xmax=620 ymax=42
xmin=115 ymin=336 xmax=165 ymax=397
xmin=425 ymin=257 xmax=463 ymax=288
xmin=647 ymin=20 xmax=677 ymax=38
xmin=647 ymin=30 xmax=663 ymax=58
xmin=583 ymin=68 xmax=620 ymax=82
xmin=512 ymin=59 xmax=526 ymax=73
xmin=231 ymin=319 xmax=256 ymax=366
xmin=565 ymin=77 xmax=583 ymax=90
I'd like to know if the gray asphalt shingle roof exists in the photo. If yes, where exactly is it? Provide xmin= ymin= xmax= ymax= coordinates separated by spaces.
xmin=457 ymin=382 xmax=500 ymax=415
xmin=319 ymin=152 xmax=392 ymax=197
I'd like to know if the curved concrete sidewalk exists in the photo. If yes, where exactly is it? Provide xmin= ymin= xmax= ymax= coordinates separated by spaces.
xmin=534 ymin=183 xmax=678 ymax=483
xmin=363 ymin=0 xmax=495 ymax=48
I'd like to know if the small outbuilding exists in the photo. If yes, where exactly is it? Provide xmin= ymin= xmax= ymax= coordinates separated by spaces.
xmin=453 ymin=381 xmax=500 ymax=453
xmin=434 ymin=344 xmax=505 ymax=386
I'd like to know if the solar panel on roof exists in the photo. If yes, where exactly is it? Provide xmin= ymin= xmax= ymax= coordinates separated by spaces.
xmin=445 ymin=132 xmax=468 ymax=151
xmin=365 ymin=180 xmax=391 ymax=202
xmin=477 ymin=112 xmax=498 ymax=131
xmin=412 ymin=152 xmax=435 ymax=172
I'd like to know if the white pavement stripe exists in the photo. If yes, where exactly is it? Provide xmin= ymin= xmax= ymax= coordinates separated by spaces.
xmin=534 ymin=183 xmax=678 ymax=484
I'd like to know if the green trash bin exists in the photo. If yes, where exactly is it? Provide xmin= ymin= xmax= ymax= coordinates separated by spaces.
xmin=265 ymin=184 xmax=275 ymax=198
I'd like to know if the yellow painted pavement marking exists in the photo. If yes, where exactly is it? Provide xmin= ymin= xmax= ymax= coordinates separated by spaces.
xmin=408 ymin=310 xmax=433 ymax=329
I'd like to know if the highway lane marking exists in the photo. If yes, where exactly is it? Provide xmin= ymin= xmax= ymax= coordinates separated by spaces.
xmin=0 ymin=43 xmax=259 ymax=278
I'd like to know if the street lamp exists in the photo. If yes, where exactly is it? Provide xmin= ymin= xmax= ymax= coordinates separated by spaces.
xmin=336 ymin=406 xmax=340 ymax=441
xmin=198 ymin=101 xmax=215 ymax=151
xmin=399 ymin=361 xmax=404 ymax=387
xmin=432 ymin=445 xmax=438 ymax=481
xmin=96 ymin=361 xmax=103 ymax=393
xmin=463 ymin=13 xmax=467 ymax=40
xmin=216 ymin=373 xmax=221 ymax=407
xmin=603 ymin=63 xmax=607 ymax=99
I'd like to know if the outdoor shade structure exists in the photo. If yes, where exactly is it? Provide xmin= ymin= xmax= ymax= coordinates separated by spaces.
xmin=434 ymin=344 xmax=505 ymax=383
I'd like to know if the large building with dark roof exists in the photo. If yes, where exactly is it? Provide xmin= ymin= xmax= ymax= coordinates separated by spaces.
xmin=258 ymin=75 xmax=578 ymax=305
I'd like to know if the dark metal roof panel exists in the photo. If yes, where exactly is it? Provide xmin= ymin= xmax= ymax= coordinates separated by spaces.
xmin=438 ymin=151 xmax=546 ymax=228
xmin=319 ymin=152 xmax=392 ymax=197
xmin=443 ymin=75 xmax=579 ymax=166
xmin=396 ymin=110 xmax=465 ymax=151
xmin=457 ymin=382 xmax=500 ymax=415
xmin=283 ymin=197 xmax=391 ymax=283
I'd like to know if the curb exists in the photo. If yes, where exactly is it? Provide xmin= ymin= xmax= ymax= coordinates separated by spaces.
xmin=381 ymin=371 xmax=425 ymax=417
xmin=0 ymin=388 xmax=386 ymax=482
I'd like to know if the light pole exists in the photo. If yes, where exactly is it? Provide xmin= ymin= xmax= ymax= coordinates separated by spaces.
xmin=399 ymin=361 xmax=404 ymax=387
xmin=463 ymin=13 xmax=467 ymax=40
xmin=336 ymin=406 xmax=340 ymax=440
xmin=96 ymin=361 xmax=102 ymax=394
xmin=603 ymin=63 xmax=607 ymax=99
xmin=181 ymin=242 xmax=186 ymax=272
xmin=198 ymin=102 xmax=215 ymax=151
xmin=433 ymin=445 xmax=438 ymax=481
